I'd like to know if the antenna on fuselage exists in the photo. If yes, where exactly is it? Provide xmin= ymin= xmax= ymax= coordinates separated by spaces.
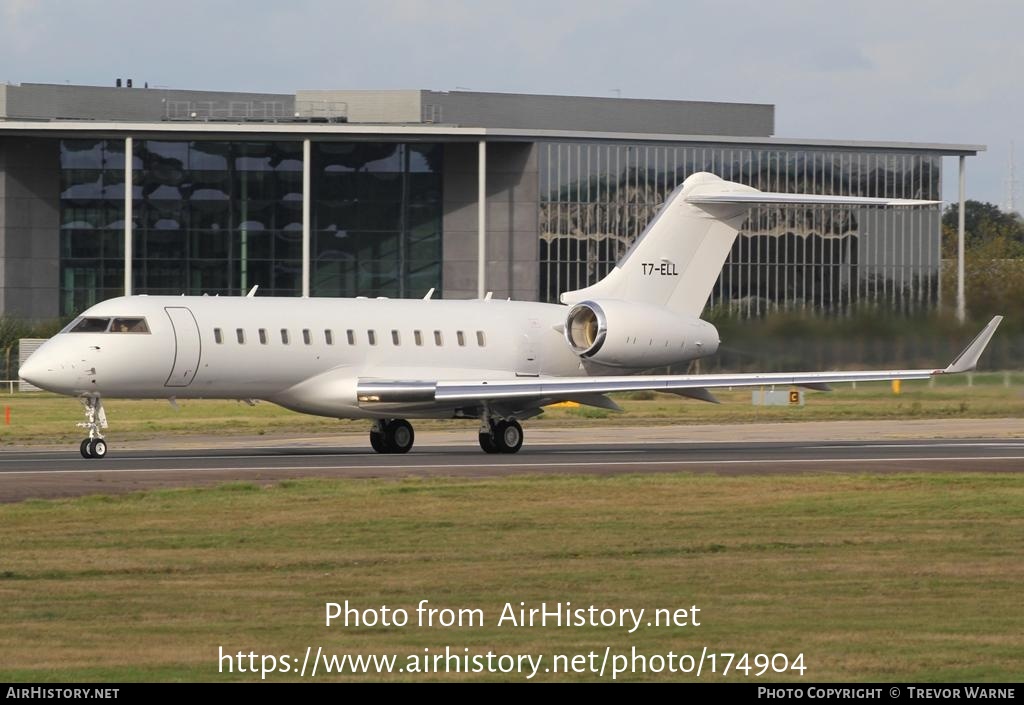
xmin=246 ymin=285 xmax=259 ymax=298
xmin=423 ymin=287 xmax=435 ymax=300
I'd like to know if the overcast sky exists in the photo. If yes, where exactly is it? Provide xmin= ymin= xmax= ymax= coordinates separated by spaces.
xmin=2 ymin=0 xmax=1019 ymax=207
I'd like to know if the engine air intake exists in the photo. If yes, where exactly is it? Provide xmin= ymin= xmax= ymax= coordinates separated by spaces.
xmin=565 ymin=301 xmax=607 ymax=357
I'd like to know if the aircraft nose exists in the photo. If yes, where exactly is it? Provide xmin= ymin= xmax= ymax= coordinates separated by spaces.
xmin=18 ymin=355 xmax=44 ymax=387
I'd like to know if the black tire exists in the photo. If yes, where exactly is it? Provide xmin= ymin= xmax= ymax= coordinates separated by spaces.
xmin=478 ymin=432 xmax=499 ymax=454
xmin=80 ymin=438 xmax=93 ymax=459
xmin=385 ymin=419 xmax=415 ymax=454
xmin=494 ymin=419 xmax=523 ymax=454
xmin=89 ymin=438 xmax=108 ymax=459
xmin=369 ymin=430 xmax=388 ymax=453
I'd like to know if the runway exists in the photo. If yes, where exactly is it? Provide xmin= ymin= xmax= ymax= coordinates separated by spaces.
xmin=2 ymin=423 xmax=1024 ymax=502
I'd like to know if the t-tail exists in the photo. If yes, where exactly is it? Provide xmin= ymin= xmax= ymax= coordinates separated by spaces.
xmin=560 ymin=172 xmax=939 ymax=316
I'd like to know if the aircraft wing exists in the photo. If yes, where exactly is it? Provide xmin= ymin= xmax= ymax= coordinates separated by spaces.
xmin=357 ymin=316 xmax=1002 ymax=411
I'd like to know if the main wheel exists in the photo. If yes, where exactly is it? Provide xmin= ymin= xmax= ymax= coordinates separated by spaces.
xmin=369 ymin=430 xmax=388 ymax=453
xmin=494 ymin=420 xmax=523 ymax=454
xmin=478 ymin=431 xmax=499 ymax=454
xmin=88 ymin=438 xmax=108 ymax=458
xmin=80 ymin=438 xmax=93 ymax=458
xmin=385 ymin=419 xmax=414 ymax=454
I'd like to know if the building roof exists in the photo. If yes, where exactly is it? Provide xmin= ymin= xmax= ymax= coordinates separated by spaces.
xmin=0 ymin=82 xmax=983 ymax=154
xmin=0 ymin=119 xmax=985 ymax=155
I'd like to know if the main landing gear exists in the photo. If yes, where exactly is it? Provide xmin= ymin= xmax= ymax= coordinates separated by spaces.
xmin=478 ymin=418 xmax=523 ymax=454
xmin=369 ymin=419 xmax=415 ymax=454
xmin=78 ymin=396 xmax=109 ymax=459
xmin=366 ymin=416 xmax=526 ymax=454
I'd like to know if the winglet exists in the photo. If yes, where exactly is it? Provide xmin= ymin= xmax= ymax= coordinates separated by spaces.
xmin=941 ymin=316 xmax=1003 ymax=374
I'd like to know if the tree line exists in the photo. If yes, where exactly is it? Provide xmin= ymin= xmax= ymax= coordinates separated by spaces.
xmin=941 ymin=201 xmax=1024 ymax=324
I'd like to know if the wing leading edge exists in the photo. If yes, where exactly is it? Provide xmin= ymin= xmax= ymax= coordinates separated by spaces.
xmin=356 ymin=316 xmax=1003 ymax=411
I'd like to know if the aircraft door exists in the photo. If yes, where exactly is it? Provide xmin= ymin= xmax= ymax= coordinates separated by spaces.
xmin=164 ymin=307 xmax=202 ymax=387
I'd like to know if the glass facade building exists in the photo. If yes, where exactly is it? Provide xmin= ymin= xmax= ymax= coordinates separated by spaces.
xmin=539 ymin=142 xmax=942 ymax=314
xmin=59 ymin=140 xmax=443 ymax=316
xmin=60 ymin=137 xmax=943 ymax=318
xmin=3 ymin=86 xmax=980 ymax=323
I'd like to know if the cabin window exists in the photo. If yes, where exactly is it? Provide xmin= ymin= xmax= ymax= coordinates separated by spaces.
xmin=214 ymin=328 xmax=223 ymax=344
xmin=67 ymin=317 xmax=110 ymax=333
xmin=367 ymin=330 xmax=377 ymax=346
xmin=457 ymin=331 xmax=466 ymax=347
xmin=258 ymin=329 xmax=268 ymax=345
xmin=414 ymin=330 xmax=423 ymax=346
xmin=434 ymin=330 xmax=443 ymax=346
xmin=325 ymin=329 xmax=334 ymax=345
xmin=346 ymin=329 xmax=355 ymax=345
xmin=236 ymin=328 xmax=246 ymax=344
xmin=476 ymin=331 xmax=486 ymax=347
xmin=111 ymin=317 xmax=150 ymax=333
xmin=303 ymin=329 xmax=311 ymax=345
xmin=392 ymin=330 xmax=401 ymax=345
xmin=280 ymin=329 xmax=290 ymax=345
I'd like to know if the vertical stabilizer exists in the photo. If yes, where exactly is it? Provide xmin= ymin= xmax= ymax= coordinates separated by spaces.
xmin=559 ymin=172 xmax=754 ymax=317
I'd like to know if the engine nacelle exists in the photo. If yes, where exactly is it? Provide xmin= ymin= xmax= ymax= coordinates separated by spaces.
xmin=564 ymin=299 xmax=719 ymax=368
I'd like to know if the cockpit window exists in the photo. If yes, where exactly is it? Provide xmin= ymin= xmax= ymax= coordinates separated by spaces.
xmin=111 ymin=317 xmax=150 ymax=333
xmin=64 ymin=316 xmax=150 ymax=333
xmin=68 ymin=317 xmax=111 ymax=333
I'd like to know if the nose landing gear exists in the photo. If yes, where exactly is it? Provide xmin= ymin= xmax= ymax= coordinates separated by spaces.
xmin=77 ymin=396 xmax=108 ymax=459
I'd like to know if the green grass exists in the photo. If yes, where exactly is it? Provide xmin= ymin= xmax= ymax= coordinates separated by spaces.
xmin=1 ymin=374 xmax=1022 ymax=445
xmin=1 ymin=474 xmax=1022 ymax=682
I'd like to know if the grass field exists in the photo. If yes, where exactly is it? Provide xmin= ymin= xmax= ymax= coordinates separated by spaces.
xmin=0 ymin=473 xmax=1022 ymax=682
xmin=1 ymin=375 xmax=1021 ymax=682
xmin=1 ymin=373 xmax=1023 ymax=445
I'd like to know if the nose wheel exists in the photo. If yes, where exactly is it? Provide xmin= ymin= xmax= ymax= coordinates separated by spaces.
xmin=80 ymin=438 xmax=108 ymax=459
xmin=77 ymin=396 xmax=109 ymax=459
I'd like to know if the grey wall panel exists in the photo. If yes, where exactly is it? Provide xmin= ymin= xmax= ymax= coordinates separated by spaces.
xmin=1 ymin=137 xmax=59 ymax=319
xmin=442 ymin=143 xmax=479 ymax=299
xmin=2 ymin=83 xmax=293 ymax=121
xmin=442 ymin=142 xmax=539 ymax=300
xmin=295 ymin=90 xmax=420 ymax=123
xmin=426 ymin=91 xmax=774 ymax=137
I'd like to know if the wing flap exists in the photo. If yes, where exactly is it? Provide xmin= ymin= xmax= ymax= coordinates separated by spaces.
xmin=434 ymin=368 xmax=936 ymax=404
xmin=665 ymin=387 xmax=721 ymax=404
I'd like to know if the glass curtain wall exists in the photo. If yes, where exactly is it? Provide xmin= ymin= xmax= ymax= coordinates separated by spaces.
xmin=134 ymin=140 xmax=305 ymax=299
xmin=538 ymin=143 xmax=941 ymax=315
xmin=312 ymin=143 xmax=442 ymax=298
xmin=59 ymin=140 xmax=443 ymax=315
xmin=59 ymin=139 xmax=131 ymax=315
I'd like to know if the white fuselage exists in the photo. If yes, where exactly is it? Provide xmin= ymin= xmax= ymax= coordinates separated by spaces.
xmin=22 ymin=295 xmax=716 ymax=420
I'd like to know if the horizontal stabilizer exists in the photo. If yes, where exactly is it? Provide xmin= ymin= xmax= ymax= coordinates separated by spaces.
xmin=686 ymin=192 xmax=940 ymax=207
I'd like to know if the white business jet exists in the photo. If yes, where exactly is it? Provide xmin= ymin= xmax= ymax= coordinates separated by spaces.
xmin=19 ymin=172 xmax=1002 ymax=459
